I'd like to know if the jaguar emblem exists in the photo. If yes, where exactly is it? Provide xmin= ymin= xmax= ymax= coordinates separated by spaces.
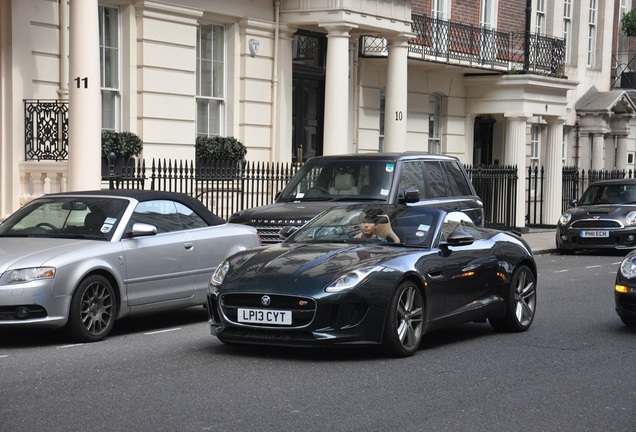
xmin=261 ymin=295 xmax=271 ymax=306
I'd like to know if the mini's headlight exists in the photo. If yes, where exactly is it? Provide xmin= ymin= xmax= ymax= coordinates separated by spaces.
xmin=620 ymin=255 xmax=636 ymax=279
xmin=626 ymin=211 xmax=636 ymax=226
xmin=558 ymin=212 xmax=572 ymax=226
xmin=326 ymin=266 xmax=384 ymax=293
xmin=210 ymin=260 xmax=230 ymax=287
xmin=0 ymin=267 xmax=56 ymax=285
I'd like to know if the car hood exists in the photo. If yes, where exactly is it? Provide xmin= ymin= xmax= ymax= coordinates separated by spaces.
xmin=223 ymin=243 xmax=408 ymax=293
xmin=228 ymin=202 xmax=362 ymax=224
xmin=567 ymin=204 xmax=636 ymax=219
xmin=0 ymin=238 xmax=103 ymax=271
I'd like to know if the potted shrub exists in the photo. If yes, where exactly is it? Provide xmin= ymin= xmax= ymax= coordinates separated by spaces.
xmin=195 ymin=136 xmax=247 ymax=178
xmin=101 ymin=130 xmax=143 ymax=177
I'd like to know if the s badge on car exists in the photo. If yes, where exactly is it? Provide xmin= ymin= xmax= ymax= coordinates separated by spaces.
xmin=261 ymin=295 xmax=271 ymax=306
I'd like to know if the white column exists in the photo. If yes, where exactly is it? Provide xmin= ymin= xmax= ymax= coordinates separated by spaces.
xmin=383 ymin=35 xmax=410 ymax=153
xmin=322 ymin=24 xmax=354 ymax=155
xmin=504 ymin=114 xmax=529 ymax=230
xmin=544 ymin=117 xmax=564 ymax=225
xmin=68 ymin=0 xmax=101 ymax=191
xmin=591 ymin=133 xmax=604 ymax=170
xmin=617 ymin=134 xmax=629 ymax=169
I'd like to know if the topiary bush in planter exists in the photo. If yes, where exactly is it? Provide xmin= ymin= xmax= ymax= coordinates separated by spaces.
xmin=101 ymin=130 xmax=143 ymax=177
xmin=195 ymin=136 xmax=247 ymax=179
xmin=195 ymin=136 xmax=247 ymax=161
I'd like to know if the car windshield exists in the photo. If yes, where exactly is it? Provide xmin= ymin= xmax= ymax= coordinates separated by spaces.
xmin=278 ymin=160 xmax=396 ymax=202
xmin=579 ymin=184 xmax=636 ymax=205
xmin=0 ymin=196 xmax=129 ymax=241
xmin=287 ymin=204 xmax=441 ymax=248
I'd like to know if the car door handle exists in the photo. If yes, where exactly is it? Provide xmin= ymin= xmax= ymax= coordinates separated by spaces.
xmin=184 ymin=242 xmax=194 ymax=250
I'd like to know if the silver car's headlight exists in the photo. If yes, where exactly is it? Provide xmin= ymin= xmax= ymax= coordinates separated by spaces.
xmin=626 ymin=211 xmax=636 ymax=226
xmin=210 ymin=260 xmax=230 ymax=287
xmin=558 ymin=212 xmax=572 ymax=226
xmin=0 ymin=267 xmax=56 ymax=285
xmin=326 ymin=266 xmax=385 ymax=293
xmin=620 ymin=255 xmax=636 ymax=279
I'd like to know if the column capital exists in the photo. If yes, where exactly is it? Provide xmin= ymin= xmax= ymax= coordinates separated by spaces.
xmin=319 ymin=23 xmax=357 ymax=36
xmin=504 ymin=113 xmax=531 ymax=120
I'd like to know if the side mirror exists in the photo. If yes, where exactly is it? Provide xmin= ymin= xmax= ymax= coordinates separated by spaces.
xmin=130 ymin=222 xmax=157 ymax=237
xmin=399 ymin=189 xmax=420 ymax=204
xmin=440 ymin=231 xmax=475 ymax=249
xmin=279 ymin=226 xmax=299 ymax=239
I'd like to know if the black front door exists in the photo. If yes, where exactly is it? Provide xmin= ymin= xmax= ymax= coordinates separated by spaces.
xmin=473 ymin=116 xmax=495 ymax=165
xmin=292 ymin=76 xmax=324 ymax=164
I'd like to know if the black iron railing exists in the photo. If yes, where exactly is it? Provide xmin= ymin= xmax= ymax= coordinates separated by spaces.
xmin=24 ymin=99 xmax=69 ymax=161
xmin=361 ymin=14 xmax=566 ymax=77
xmin=611 ymin=50 xmax=636 ymax=89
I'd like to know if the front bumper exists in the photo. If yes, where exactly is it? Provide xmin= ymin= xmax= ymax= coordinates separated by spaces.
xmin=556 ymin=226 xmax=636 ymax=250
xmin=0 ymin=280 xmax=69 ymax=328
xmin=206 ymin=290 xmax=386 ymax=347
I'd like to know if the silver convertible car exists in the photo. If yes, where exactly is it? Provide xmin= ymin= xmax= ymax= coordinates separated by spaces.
xmin=0 ymin=190 xmax=260 ymax=342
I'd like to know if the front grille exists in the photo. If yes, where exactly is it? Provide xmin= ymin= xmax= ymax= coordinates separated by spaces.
xmin=254 ymin=226 xmax=286 ymax=244
xmin=618 ymin=295 xmax=636 ymax=313
xmin=577 ymin=237 xmax=617 ymax=246
xmin=571 ymin=219 xmax=622 ymax=229
xmin=219 ymin=293 xmax=316 ymax=327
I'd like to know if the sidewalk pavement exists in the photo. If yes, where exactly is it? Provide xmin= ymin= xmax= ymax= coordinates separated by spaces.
xmin=519 ymin=228 xmax=556 ymax=254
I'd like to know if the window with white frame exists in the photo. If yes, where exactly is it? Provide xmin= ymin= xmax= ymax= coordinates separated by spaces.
xmin=479 ymin=0 xmax=497 ymax=63
xmin=587 ymin=0 xmax=597 ymax=68
xmin=535 ymin=0 xmax=546 ymax=35
xmin=196 ymin=24 xmax=225 ymax=137
xmin=618 ymin=0 xmax=630 ymax=68
xmin=563 ymin=0 xmax=572 ymax=64
xmin=530 ymin=124 xmax=541 ymax=172
xmin=432 ymin=0 xmax=449 ymax=54
xmin=428 ymin=94 xmax=442 ymax=154
xmin=99 ymin=6 xmax=120 ymax=131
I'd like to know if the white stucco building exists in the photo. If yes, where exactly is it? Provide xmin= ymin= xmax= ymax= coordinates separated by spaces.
xmin=1 ymin=0 xmax=634 ymax=229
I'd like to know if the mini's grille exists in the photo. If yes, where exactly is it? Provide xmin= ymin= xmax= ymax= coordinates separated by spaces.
xmin=571 ymin=220 xmax=622 ymax=229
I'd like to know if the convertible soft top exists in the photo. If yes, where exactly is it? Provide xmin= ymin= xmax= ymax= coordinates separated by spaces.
xmin=45 ymin=190 xmax=225 ymax=226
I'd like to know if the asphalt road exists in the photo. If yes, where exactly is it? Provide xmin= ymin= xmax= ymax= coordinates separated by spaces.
xmin=1 ymin=252 xmax=635 ymax=432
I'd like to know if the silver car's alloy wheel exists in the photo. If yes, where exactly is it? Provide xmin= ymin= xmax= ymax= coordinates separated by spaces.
xmin=382 ymin=281 xmax=425 ymax=357
xmin=66 ymin=275 xmax=116 ymax=342
xmin=489 ymin=265 xmax=536 ymax=332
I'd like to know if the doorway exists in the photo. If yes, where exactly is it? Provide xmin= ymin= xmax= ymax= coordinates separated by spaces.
xmin=473 ymin=116 xmax=495 ymax=165
xmin=292 ymin=32 xmax=326 ymax=164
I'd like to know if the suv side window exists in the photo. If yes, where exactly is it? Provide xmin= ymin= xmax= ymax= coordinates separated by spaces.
xmin=444 ymin=161 xmax=473 ymax=196
xmin=422 ymin=161 xmax=447 ymax=198
xmin=399 ymin=161 xmax=425 ymax=198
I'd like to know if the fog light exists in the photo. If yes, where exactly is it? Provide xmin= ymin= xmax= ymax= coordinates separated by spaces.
xmin=628 ymin=235 xmax=635 ymax=243
xmin=561 ymin=235 xmax=568 ymax=241
xmin=15 ymin=306 xmax=30 ymax=319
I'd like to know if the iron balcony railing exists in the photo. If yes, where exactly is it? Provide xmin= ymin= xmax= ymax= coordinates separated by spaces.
xmin=361 ymin=14 xmax=566 ymax=78
xmin=611 ymin=50 xmax=636 ymax=89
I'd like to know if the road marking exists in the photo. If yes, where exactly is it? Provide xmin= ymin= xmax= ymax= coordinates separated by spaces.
xmin=58 ymin=344 xmax=84 ymax=349
xmin=585 ymin=265 xmax=602 ymax=269
xmin=0 ymin=355 xmax=9 ymax=358
xmin=554 ymin=269 xmax=569 ymax=273
xmin=144 ymin=328 xmax=181 ymax=335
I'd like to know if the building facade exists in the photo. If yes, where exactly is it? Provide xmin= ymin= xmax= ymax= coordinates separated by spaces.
xmin=1 ymin=0 xmax=634 ymax=229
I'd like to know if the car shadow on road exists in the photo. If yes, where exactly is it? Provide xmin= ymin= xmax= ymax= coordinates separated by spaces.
xmin=207 ymin=322 xmax=500 ymax=361
xmin=0 ymin=306 xmax=209 ymax=348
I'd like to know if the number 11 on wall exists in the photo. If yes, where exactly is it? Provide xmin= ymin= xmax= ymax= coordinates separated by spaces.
xmin=74 ymin=77 xmax=89 ymax=88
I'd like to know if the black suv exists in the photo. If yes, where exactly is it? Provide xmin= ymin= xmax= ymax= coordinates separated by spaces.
xmin=228 ymin=153 xmax=484 ymax=243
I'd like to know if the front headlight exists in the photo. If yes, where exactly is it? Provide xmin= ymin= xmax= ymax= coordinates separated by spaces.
xmin=620 ymin=255 xmax=636 ymax=279
xmin=326 ymin=265 xmax=385 ymax=293
xmin=0 ymin=267 xmax=56 ymax=285
xmin=558 ymin=212 xmax=572 ymax=226
xmin=210 ymin=260 xmax=230 ymax=287
xmin=626 ymin=211 xmax=636 ymax=226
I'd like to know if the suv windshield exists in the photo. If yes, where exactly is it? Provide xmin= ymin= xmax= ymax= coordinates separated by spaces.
xmin=278 ymin=160 xmax=395 ymax=202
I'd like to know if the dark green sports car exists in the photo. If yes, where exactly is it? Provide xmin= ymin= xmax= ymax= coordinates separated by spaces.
xmin=207 ymin=204 xmax=537 ymax=357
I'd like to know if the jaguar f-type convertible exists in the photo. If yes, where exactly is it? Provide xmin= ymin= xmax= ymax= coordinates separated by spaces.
xmin=207 ymin=204 xmax=537 ymax=357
